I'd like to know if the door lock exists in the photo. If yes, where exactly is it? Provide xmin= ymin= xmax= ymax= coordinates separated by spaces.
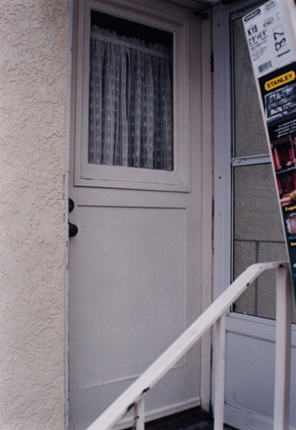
xmin=69 ymin=198 xmax=75 ymax=213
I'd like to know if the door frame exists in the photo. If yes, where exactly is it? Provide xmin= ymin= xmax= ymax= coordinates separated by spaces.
xmin=212 ymin=0 xmax=265 ymax=297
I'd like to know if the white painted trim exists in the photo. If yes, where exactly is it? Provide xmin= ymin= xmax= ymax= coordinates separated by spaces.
xmin=89 ymin=0 xmax=193 ymax=22
xmin=200 ymin=11 xmax=213 ymax=413
xmin=232 ymin=154 xmax=271 ymax=166
xmin=213 ymin=3 xmax=232 ymax=301
xmin=226 ymin=311 xmax=296 ymax=347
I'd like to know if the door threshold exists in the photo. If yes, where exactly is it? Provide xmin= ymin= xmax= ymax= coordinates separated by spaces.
xmin=124 ymin=407 xmax=237 ymax=430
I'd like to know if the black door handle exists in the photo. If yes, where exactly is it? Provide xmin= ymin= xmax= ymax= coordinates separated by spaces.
xmin=69 ymin=198 xmax=78 ymax=238
xmin=69 ymin=222 xmax=78 ymax=238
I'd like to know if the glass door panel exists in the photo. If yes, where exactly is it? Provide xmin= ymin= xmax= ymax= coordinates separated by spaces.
xmin=233 ymin=164 xmax=287 ymax=318
xmin=231 ymin=17 xmax=296 ymax=321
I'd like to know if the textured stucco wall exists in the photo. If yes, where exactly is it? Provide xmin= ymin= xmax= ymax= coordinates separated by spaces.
xmin=0 ymin=1 xmax=68 ymax=429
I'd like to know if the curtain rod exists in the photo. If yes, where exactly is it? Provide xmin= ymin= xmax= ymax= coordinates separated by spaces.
xmin=91 ymin=32 xmax=173 ymax=61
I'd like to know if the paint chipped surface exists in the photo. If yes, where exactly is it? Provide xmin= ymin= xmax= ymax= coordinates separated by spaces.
xmin=0 ymin=1 xmax=68 ymax=428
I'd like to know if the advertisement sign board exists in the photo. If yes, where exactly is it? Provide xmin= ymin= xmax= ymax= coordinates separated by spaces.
xmin=243 ymin=0 xmax=296 ymax=294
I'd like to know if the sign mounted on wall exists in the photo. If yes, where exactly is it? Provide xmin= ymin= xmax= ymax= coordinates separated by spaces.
xmin=243 ymin=0 xmax=296 ymax=294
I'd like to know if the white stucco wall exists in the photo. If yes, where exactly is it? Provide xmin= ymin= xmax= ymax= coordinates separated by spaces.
xmin=0 ymin=1 xmax=68 ymax=428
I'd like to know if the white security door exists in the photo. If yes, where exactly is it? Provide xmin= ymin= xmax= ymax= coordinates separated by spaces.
xmin=213 ymin=2 xmax=296 ymax=429
xmin=69 ymin=1 xmax=212 ymax=429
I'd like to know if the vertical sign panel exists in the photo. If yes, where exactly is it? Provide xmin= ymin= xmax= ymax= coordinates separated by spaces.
xmin=243 ymin=0 xmax=296 ymax=295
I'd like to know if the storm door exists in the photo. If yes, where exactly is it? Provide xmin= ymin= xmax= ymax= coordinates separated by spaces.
xmin=213 ymin=1 xmax=296 ymax=429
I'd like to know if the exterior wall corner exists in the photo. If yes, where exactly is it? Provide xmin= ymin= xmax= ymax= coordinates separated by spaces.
xmin=0 ymin=1 xmax=69 ymax=428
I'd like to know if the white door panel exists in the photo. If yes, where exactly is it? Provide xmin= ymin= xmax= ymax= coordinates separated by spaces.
xmin=69 ymin=196 xmax=202 ymax=429
xmin=69 ymin=1 xmax=209 ymax=428
xmin=70 ymin=206 xmax=187 ymax=388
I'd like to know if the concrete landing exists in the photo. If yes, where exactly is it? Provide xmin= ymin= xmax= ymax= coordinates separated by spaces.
xmin=125 ymin=407 xmax=236 ymax=430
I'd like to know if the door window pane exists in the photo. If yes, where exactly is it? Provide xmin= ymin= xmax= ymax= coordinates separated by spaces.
xmin=88 ymin=11 xmax=173 ymax=170
xmin=233 ymin=18 xmax=268 ymax=158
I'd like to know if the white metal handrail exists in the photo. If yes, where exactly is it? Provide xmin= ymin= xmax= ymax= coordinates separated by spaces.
xmin=86 ymin=261 xmax=292 ymax=430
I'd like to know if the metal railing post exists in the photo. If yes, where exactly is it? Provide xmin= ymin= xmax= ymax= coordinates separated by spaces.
xmin=214 ymin=312 xmax=226 ymax=430
xmin=273 ymin=265 xmax=292 ymax=430
xmin=133 ymin=396 xmax=145 ymax=430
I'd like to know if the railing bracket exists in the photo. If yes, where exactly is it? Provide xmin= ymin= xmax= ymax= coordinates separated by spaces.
xmin=126 ymin=403 xmax=135 ymax=414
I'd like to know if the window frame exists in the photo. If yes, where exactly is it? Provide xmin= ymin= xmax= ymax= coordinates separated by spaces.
xmin=73 ymin=0 xmax=191 ymax=191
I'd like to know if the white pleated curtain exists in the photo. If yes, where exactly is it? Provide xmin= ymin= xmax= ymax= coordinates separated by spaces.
xmin=88 ymin=27 xmax=173 ymax=170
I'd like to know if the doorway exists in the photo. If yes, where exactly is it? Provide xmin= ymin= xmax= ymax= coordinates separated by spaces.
xmin=68 ymin=1 xmax=212 ymax=429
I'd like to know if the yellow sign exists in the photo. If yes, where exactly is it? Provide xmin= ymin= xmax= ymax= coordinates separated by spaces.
xmin=264 ymin=71 xmax=295 ymax=91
